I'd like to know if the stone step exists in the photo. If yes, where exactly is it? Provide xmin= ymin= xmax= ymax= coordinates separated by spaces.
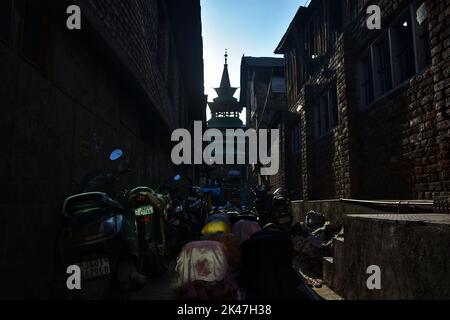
xmin=343 ymin=214 xmax=450 ymax=299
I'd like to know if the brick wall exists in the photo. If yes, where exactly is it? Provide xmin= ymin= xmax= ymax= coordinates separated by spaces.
xmin=346 ymin=0 xmax=449 ymax=199
xmin=293 ymin=34 xmax=353 ymax=200
xmin=284 ymin=112 xmax=303 ymax=199
xmin=280 ymin=0 xmax=449 ymax=200
xmin=79 ymin=0 xmax=182 ymax=129
xmin=0 ymin=0 xmax=203 ymax=298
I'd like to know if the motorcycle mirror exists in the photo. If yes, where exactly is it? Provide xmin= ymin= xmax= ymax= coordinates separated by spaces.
xmin=109 ymin=149 xmax=123 ymax=161
xmin=174 ymin=174 xmax=181 ymax=182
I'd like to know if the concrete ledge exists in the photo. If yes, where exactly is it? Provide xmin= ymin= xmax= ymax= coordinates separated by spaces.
xmin=291 ymin=199 xmax=434 ymax=225
xmin=343 ymin=214 xmax=450 ymax=300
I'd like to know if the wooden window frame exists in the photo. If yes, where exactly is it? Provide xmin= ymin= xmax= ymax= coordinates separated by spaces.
xmin=357 ymin=2 xmax=431 ymax=110
xmin=358 ymin=52 xmax=374 ymax=109
xmin=372 ymin=33 xmax=393 ymax=98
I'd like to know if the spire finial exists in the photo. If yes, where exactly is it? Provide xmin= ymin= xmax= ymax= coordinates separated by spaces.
xmin=224 ymin=49 xmax=228 ymax=65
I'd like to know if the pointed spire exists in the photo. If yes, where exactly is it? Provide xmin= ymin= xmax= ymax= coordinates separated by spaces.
xmin=208 ymin=50 xmax=243 ymax=119
xmin=215 ymin=50 xmax=238 ymax=98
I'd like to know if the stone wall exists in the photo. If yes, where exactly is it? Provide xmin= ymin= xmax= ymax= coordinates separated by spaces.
xmin=343 ymin=214 xmax=450 ymax=299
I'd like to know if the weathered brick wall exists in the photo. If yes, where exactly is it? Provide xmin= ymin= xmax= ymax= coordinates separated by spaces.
xmin=267 ymin=94 xmax=288 ymax=191
xmin=295 ymin=89 xmax=308 ymax=199
xmin=345 ymin=0 xmax=449 ymax=199
xmin=288 ymin=0 xmax=448 ymax=200
xmin=294 ymin=35 xmax=352 ymax=200
xmin=78 ymin=0 xmax=183 ymax=129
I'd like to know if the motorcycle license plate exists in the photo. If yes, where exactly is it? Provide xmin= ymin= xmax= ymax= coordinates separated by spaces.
xmin=135 ymin=205 xmax=154 ymax=216
xmin=78 ymin=258 xmax=110 ymax=280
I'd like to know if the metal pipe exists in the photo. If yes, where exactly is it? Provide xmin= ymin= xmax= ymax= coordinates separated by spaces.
xmin=340 ymin=198 xmax=433 ymax=206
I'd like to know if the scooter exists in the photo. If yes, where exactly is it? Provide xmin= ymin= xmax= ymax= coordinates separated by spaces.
xmin=60 ymin=179 xmax=145 ymax=299
xmin=59 ymin=150 xmax=146 ymax=299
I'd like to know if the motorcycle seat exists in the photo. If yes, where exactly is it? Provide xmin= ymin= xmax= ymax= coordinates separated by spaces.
xmin=63 ymin=192 xmax=124 ymax=215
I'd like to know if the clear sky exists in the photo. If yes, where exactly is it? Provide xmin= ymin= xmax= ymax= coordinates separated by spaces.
xmin=201 ymin=0 xmax=307 ymax=121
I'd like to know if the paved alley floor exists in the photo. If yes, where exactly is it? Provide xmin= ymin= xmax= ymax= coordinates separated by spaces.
xmin=130 ymin=260 xmax=179 ymax=300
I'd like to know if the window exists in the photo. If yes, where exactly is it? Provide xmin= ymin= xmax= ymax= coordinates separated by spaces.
xmin=314 ymin=85 xmax=339 ymax=138
xmin=357 ymin=3 xmax=431 ymax=108
xmin=391 ymin=11 xmax=416 ymax=83
xmin=372 ymin=35 xmax=393 ymax=96
xmin=359 ymin=53 xmax=374 ymax=108
xmin=271 ymin=77 xmax=286 ymax=93
xmin=0 ymin=0 xmax=13 ymax=44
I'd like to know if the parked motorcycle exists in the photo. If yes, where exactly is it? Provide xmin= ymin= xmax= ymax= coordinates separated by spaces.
xmin=60 ymin=176 xmax=145 ymax=299
xmin=59 ymin=150 xmax=145 ymax=299
xmin=185 ymin=186 xmax=208 ymax=236
xmin=166 ymin=201 xmax=193 ymax=255
xmin=127 ymin=187 xmax=166 ymax=276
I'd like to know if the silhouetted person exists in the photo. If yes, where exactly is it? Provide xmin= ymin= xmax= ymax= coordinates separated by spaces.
xmin=239 ymin=225 xmax=316 ymax=300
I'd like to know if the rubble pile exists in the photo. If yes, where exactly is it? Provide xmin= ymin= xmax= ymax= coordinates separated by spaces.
xmin=292 ymin=211 xmax=343 ymax=279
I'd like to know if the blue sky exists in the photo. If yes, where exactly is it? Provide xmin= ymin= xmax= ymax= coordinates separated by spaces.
xmin=201 ymin=0 xmax=306 ymax=120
